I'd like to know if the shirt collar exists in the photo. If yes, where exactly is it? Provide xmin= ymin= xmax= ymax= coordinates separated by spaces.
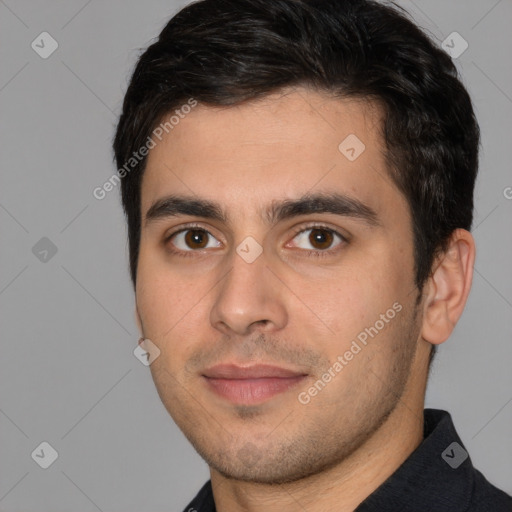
xmin=186 ymin=409 xmax=476 ymax=512
xmin=355 ymin=408 xmax=474 ymax=511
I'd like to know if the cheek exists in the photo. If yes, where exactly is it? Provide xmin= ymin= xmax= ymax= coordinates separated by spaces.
xmin=309 ymin=258 xmax=407 ymax=353
xmin=136 ymin=258 xmax=219 ymax=372
xmin=288 ymin=273 xmax=372 ymax=359
xmin=136 ymin=257 xmax=199 ymax=341
xmin=136 ymin=239 xmax=222 ymax=319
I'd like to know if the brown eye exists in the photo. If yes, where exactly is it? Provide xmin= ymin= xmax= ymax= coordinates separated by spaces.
xmin=184 ymin=229 xmax=209 ymax=249
xmin=289 ymin=226 xmax=345 ymax=255
xmin=309 ymin=228 xmax=334 ymax=250
xmin=168 ymin=228 xmax=222 ymax=252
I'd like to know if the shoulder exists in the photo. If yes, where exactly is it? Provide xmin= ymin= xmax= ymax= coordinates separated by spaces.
xmin=466 ymin=468 xmax=512 ymax=511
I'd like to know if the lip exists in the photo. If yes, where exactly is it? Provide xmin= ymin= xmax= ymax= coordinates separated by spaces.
xmin=202 ymin=364 xmax=308 ymax=404
xmin=203 ymin=364 xmax=306 ymax=379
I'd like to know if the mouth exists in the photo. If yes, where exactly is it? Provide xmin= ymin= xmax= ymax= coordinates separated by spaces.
xmin=202 ymin=364 xmax=308 ymax=405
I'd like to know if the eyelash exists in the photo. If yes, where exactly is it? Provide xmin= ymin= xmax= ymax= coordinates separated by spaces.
xmin=164 ymin=222 xmax=347 ymax=259
xmin=288 ymin=223 xmax=347 ymax=258
xmin=164 ymin=223 xmax=216 ymax=259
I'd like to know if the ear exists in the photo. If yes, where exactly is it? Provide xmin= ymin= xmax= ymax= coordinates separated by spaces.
xmin=421 ymin=229 xmax=475 ymax=345
xmin=135 ymin=305 xmax=144 ymax=337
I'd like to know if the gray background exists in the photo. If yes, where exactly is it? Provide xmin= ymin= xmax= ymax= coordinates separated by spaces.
xmin=1 ymin=1 xmax=511 ymax=510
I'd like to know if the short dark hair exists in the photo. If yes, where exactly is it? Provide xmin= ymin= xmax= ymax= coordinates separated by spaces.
xmin=113 ymin=0 xmax=480 ymax=305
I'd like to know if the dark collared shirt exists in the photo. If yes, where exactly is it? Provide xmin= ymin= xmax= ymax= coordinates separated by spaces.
xmin=182 ymin=409 xmax=512 ymax=511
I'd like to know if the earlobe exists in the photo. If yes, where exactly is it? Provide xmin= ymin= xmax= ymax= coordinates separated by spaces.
xmin=421 ymin=229 xmax=475 ymax=345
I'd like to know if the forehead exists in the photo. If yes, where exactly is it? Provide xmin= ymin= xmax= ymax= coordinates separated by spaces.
xmin=140 ymin=88 xmax=403 ymax=224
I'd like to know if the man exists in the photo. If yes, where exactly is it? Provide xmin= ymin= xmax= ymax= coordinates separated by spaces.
xmin=113 ymin=0 xmax=512 ymax=510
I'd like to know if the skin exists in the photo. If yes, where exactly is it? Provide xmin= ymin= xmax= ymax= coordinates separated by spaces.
xmin=134 ymin=87 xmax=475 ymax=511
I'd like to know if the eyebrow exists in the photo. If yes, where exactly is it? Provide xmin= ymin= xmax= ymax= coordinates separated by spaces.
xmin=144 ymin=192 xmax=380 ymax=228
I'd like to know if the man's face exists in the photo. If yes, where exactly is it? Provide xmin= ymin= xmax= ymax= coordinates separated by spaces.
xmin=136 ymin=88 xmax=423 ymax=483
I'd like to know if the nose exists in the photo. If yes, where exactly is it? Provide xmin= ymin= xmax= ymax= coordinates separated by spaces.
xmin=209 ymin=246 xmax=288 ymax=336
